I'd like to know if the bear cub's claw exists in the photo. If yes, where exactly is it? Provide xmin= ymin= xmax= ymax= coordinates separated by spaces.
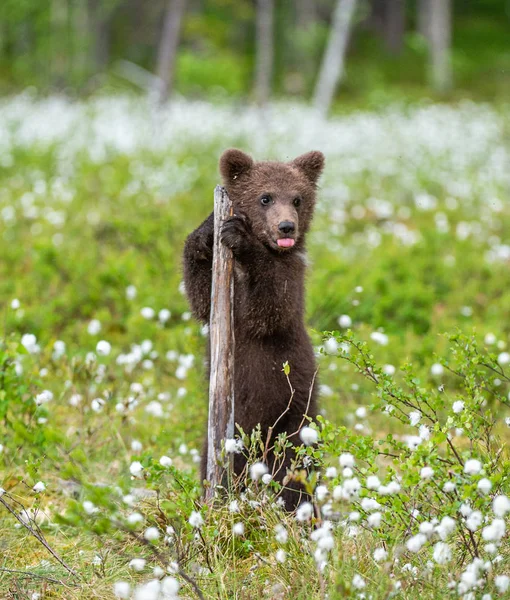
xmin=220 ymin=213 xmax=253 ymax=257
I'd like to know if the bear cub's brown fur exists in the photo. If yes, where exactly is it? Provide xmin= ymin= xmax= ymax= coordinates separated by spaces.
xmin=183 ymin=148 xmax=325 ymax=509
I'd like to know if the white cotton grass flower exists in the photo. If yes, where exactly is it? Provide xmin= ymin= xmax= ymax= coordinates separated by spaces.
xmin=352 ymin=574 xmax=366 ymax=589
xmin=420 ymin=466 xmax=434 ymax=479
xmin=339 ymin=453 xmax=355 ymax=468
xmin=370 ymin=331 xmax=388 ymax=346
xmin=224 ymin=438 xmax=243 ymax=454
xmin=188 ymin=511 xmax=204 ymax=528
xmin=249 ymin=462 xmax=268 ymax=480
xmin=406 ymin=533 xmax=427 ymax=553
xmin=295 ymin=502 xmax=313 ymax=522
xmin=159 ymin=456 xmax=172 ymax=467
xmin=34 ymin=390 xmax=53 ymax=405
xmin=325 ymin=466 xmax=337 ymax=478
xmin=127 ymin=512 xmax=144 ymax=525
xmin=299 ymin=426 xmax=319 ymax=446
xmin=367 ymin=512 xmax=382 ymax=528
xmin=495 ymin=575 xmax=509 ymax=593
xmin=229 ymin=500 xmax=240 ymax=513
xmin=409 ymin=411 xmax=421 ymax=426
xmin=436 ymin=516 xmax=456 ymax=540
xmin=11 ymin=298 xmax=20 ymax=310
xmin=373 ymin=547 xmax=388 ymax=562
xmin=383 ymin=364 xmax=396 ymax=375
xmin=33 ymin=481 xmax=46 ymax=493
xmin=366 ymin=475 xmax=381 ymax=490
xmin=338 ymin=314 xmax=352 ymax=328
xmin=83 ymin=501 xmax=98 ymax=515
xmin=497 ymin=352 xmax=510 ymax=366
xmin=477 ymin=478 xmax=492 ymax=494
xmin=275 ymin=549 xmax=286 ymax=563
xmin=161 ymin=576 xmax=180 ymax=597
xmin=131 ymin=440 xmax=143 ymax=452
xmin=452 ymin=400 xmax=465 ymax=414
xmin=466 ymin=511 xmax=483 ymax=532
xmin=464 ymin=459 xmax=482 ymax=475
xmin=481 ymin=519 xmax=506 ymax=542
xmin=443 ymin=481 xmax=456 ymax=493
xmin=125 ymin=285 xmax=137 ymax=300
xmin=96 ymin=340 xmax=111 ymax=356
xmin=232 ymin=522 xmax=244 ymax=536
xmin=433 ymin=542 xmax=452 ymax=564
xmin=87 ymin=319 xmax=101 ymax=335
xmin=158 ymin=309 xmax=171 ymax=323
xmin=275 ymin=524 xmax=288 ymax=544
xmin=323 ymin=337 xmax=339 ymax=355
xmin=129 ymin=461 xmax=143 ymax=477
xmin=144 ymin=527 xmax=160 ymax=542
xmin=113 ymin=581 xmax=131 ymax=599
xmin=493 ymin=494 xmax=510 ymax=517
xmin=430 ymin=363 xmax=444 ymax=376
xmin=140 ymin=307 xmax=155 ymax=319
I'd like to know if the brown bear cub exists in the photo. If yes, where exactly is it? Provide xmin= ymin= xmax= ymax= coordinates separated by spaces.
xmin=183 ymin=148 xmax=324 ymax=509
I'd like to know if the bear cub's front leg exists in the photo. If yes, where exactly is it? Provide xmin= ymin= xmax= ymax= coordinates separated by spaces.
xmin=220 ymin=213 xmax=264 ymax=262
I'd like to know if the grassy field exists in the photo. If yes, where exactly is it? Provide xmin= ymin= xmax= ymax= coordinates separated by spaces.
xmin=0 ymin=95 xmax=509 ymax=599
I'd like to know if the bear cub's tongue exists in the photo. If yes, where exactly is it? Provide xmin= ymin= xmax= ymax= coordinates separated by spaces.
xmin=277 ymin=238 xmax=295 ymax=248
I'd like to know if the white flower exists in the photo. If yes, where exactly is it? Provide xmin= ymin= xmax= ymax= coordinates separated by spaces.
xmin=466 ymin=511 xmax=483 ymax=532
xmin=366 ymin=475 xmax=381 ymax=490
xmin=96 ymin=340 xmax=111 ymax=356
xmin=370 ymin=331 xmax=388 ymax=345
xmin=481 ymin=519 xmax=506 ymax=542
xmin=324 ymin=337 xmax=339 ymax=355
xmin=144 ymin=527 xmax=160 ymax=541
xmin=34 ymin=390 xmax=53 ymax=405
xmin=224 ymin=438 xmax=243 ymax=454
xmin=159 ymin=456 xmax=173 ymax=467
xmin=383 ymin=364 xmax=396 ymax=375
xmin=295 ymin=502 xmax=313 ymax=522
xmin=325 ymin=466 xmax=337 ymax=478
xmin=338 ymin=314 xmax=352 ymax=328
xmin=360 ymin=497 xmax=381 ymax=512
xmin=355 ymin=406 xmax=367 ymax=419
xmin=419 ymin=425 xmax=431 ymax=441
xmin=21 ymin=333 xmax=39 ymax=353
xmin=83 ymin=500 xmax=98 ymax=515
xmin=131 ymin=440 xmax=142 ymax=452
xmin=493 ymin=495 xmax=510 ymax=517
xmin=129 ymin=558 xmax=146 ymax=572
xmin=87 ymin=319 xmax=101 ymax=335
xmin=495 ymin=575 xmax=509 ymax=594
xmin=127 ymin=512 xmax=144 ymax=525
xmin=33 ymin=481 xmax=45 ymax=493
xmin=133 ymin=580 xmax=160 ymax=600
xmin=275 ymin=549 xmax=286 ymax=563
xmin=275 ymin=524 xmax=288 ymax=543
xmin=158 ymin=309 xmax=171 ymax=323
xmin=315 ymin=485 xmax=329 ymax=502
xmin=367 ymin=512 xmax=382 ymax=528
xmin=430 ymin=363 xmax=444 ymax=376
xmin=339 ymin=453 xmax=355 ymax=468
xmin=420 ymin=466 xmax=434 ymax=479
xmin=484 ymin=332 xmax=496 ymax=345
xmin=91 ymin=398 xmax=104 ymax=412
xmin=497 ymin=352 xmax=510 ymax=366
xmin=0 ymin=488 xmax=5 ymax=497
xmin=129 ymin=461 xmax=144 ymax=477
xmin=352 ymin=574 xmax=366 ymax=589
xmin=299 ymin=426 xmax=319 ymax=446
xmin=436 ymin=516 xmax=456 ymax=540
xmin=188 ymin=511 xmax=204 ymax=528
xmin=249 ymin=462 xmax=268 ymax=480
xmin=419 ymin=521 xmax=434 ymax=537
xmin=409 ymin=411 xmax=422 ymax=426
xmin=229 ymin=500 xmax=239 ymax=513
xmin=113 ymin=581 xmax=131 ymax=599
xmin=406 ymin=533 xmax=427 ymax=553
xmin=161 ymin=576 xmax=180 ymax=597
xmin=477 ymin=478 xmax=492 ymax=494
xmin=232 ymin=522 xmax=244 ymax=536
xmin=453 ymin=400 xmax=465 ymax=414
xmin=145 ymin=401 xmax=164 ymax=418
xmin=11 ymin=298 xmax=20 ymax=310
xmin=373 ymin=547 xmax=388 ymax=562
xmin=126 ymin=285 xmax=137 ymax=300
xmin=443 ymin=481 xmax=456 ymax=493
xmin=433 ymin=542 xmax=452 ymax=564
xmin=141 ymin=307 xmax=155 ymax=319
xmin=464 ymin=459 xmax=482 ymax=475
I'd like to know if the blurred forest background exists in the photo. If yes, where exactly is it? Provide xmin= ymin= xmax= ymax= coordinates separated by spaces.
xmin=1 ymin=0 xmax=510 ymax=112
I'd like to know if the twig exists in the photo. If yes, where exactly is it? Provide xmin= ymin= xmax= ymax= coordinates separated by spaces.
xmin=0 ymin=495 xmax=79 ymax=578
xmin=0 ymin=567 xmax=76 ymax=588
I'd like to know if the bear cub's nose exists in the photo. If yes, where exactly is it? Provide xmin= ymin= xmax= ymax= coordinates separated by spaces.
xmin=278 ymin=221 xmax=295 ymax=235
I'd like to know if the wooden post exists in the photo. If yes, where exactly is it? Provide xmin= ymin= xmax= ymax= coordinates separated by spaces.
xmin=205 ymin=186 xmax=235 ymax=501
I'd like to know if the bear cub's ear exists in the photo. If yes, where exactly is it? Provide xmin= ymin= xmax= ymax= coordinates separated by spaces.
xmin=220 ymin=149 xmax=254 ymax=183
xmin=291 ymin=151 xmax=325 ymax=186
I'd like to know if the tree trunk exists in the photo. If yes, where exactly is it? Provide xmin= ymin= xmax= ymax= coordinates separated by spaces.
xmin=87 ymin=0 xmax=111 ymax=72
xmin=295 ymin=0 xmax=317 ymax=29
xmin=384 ymin=0 xmax=405 ymax=54
xmin=417 ymin=0 xmax=431 ymax=39
xmin=206 ymin=186 xmax=235 ymax=502
xmin=254 ymin=0 xmax=274 ymax=107
xmin=428 ymin=0 xmax=452 ymax=92
xmin=313 ymin=0 xmax=358 ymax=118
xmin=154 ymin=0 xmax=187 ymax=105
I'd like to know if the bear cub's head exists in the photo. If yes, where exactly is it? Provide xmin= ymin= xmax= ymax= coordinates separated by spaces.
xmin=219 ymin=148 xmax=325 ymax=253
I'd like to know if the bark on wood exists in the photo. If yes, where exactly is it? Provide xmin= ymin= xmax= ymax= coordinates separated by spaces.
xmin=206 ymin=186 xmax=235 ymax=501
xmin=313 ymin=0 xmax=358 ymax=118
xmin=428 ymin=0 xmax=452 ymax=93
xmin=254 ymin=0 xmax=274 ymax=107
xmin=154 ymin=0 xmax=187 ymax=105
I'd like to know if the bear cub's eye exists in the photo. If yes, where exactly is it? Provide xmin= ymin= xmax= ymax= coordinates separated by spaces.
xmin=260 ymin=194 xmax=272 ymax=206
xmin=293 ymin=197 xmax=302 ymax=208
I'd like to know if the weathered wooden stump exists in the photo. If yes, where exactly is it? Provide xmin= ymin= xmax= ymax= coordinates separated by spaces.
xmin=205 ymin=185 xmax=235 ymax=501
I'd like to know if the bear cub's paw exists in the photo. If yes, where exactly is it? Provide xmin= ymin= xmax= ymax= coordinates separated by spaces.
xmin=188 ymin=228 xmax=213 ymax=262
xmin=220 ymin=213 xmax=256 ymax=258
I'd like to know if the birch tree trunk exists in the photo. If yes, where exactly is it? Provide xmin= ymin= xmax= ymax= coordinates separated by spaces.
xmin=206 ymin=186 xmax=235 ymax=501
xmin=313 ymin=0 xmax=358 ymax=118
xmin=384 ymin=0 xmax=405 ymax=55
xmin=428 ymin=0 xmax=452 ymax=93
xmin=154 ymin=0 xmax=187 ymax=105
xmin=254 ymin=0 xmax=274 ymax=107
